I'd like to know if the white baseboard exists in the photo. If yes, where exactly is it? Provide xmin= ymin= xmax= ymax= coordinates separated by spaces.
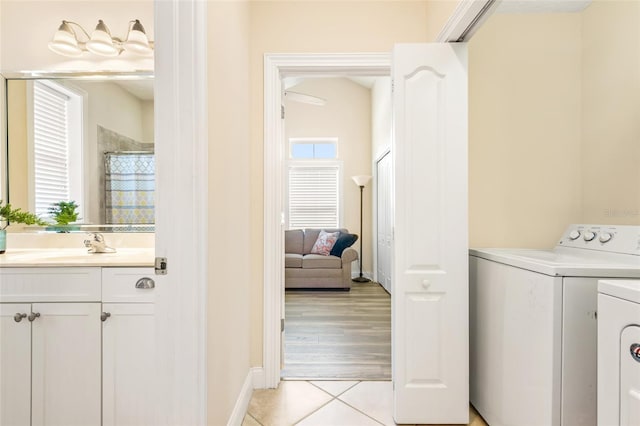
xmin=227 ymin=369 xmax=255 ymax=426
xmin=251 ymin=366 xmax=266 ymax=389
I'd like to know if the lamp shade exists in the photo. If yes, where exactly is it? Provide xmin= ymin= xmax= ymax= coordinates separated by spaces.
xmin=86 ymin=20 xmax=120 ymax=57
xmin=123 ymin=20 xmax=153 ymax=56
xmin=351 ymin=175 xmax=372 ymax=187
xmin=48 ymin=21 xmax=83 ymax=57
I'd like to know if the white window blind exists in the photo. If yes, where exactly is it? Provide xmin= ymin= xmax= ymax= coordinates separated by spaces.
xmin=288 ymin=164 xmax=340 ymax=229
xmin=31 ymin=81 xmax=83 ymax=217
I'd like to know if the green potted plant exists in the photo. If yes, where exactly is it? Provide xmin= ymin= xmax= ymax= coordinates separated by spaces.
xmin=47 ymin=200 xmax=80 ymax=233
xmin=0 ymin=201 xmax=47 ymax=254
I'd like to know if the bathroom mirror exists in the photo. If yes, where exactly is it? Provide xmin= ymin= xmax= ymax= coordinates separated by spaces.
xmin=4 ymin=74 xmax=154 ymax=232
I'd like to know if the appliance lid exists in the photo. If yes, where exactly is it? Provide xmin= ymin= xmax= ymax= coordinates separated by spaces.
xmin=598 ymin=279 xmax=640 ymax=304
xmin=470 ymin=247 xmax=640 ymax=277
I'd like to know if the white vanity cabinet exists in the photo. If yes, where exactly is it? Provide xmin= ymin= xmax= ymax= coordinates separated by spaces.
xmin=0 ymin=266 xmax=156 ymax=426
xmin=102 ymin=267 xmax=156 ymax=426
xmin=0 ymin=268 xmax=102 ymax=426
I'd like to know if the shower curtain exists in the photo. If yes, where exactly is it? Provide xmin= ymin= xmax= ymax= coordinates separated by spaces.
xmin=105 ymin=152 xmax=155 ymax=224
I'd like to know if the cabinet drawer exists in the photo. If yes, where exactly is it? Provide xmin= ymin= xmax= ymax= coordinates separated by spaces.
xmin=102 ymin=268 xmax=156 ymax=303
xmin=0 ymin=268 xmax=101 ymax=302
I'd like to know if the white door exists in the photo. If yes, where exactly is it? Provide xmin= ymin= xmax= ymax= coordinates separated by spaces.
xmin=392 ymin=43 xmax=469 ymax=424
xmin=0 ymin=303 xmax=31 ymax=426
xmin=376 ymin=151 xmax=392 ymax=293
xmin=31 ymin=302 xmax=101 ymax=426
xmin=103 ymin=303 xmax=156 ymax=426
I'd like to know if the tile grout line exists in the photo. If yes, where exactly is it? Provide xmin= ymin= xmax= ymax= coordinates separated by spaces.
xmin=244 ymin=412 xmax=263 ymax=426
xmin=334 ymin=396 xmax=388 ymax=426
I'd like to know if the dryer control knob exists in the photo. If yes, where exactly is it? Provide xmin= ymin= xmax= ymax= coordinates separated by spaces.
xmin=568 ymin=230 xmax=581 ymax=240
xmin=599 ymin=232 xmax=613 ymax=243
xmin=584 ymin=231 xmax=596 ymax=242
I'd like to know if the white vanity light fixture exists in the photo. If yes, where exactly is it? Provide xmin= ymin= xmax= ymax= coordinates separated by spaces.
xmin=86 ymin=20 xmax=120 ymax=57
xmin=48 ymin=19 xmax=154 ymax=58
xmin=48 ymin=21 xmax=86 ymax=57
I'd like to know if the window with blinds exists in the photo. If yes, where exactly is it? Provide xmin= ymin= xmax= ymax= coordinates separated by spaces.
xmin=288 ymin=164 xmax=341 ymax=229
xmin=31 ymin=81 xmax=83 ymax=219
xmin=287 ymin=138 xmax=341 ymax=229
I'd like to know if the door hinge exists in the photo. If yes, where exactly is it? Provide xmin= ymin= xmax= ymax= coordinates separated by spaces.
xmin=281 ymin=105 xmax=285 ymax=119
xmin=281 ymin=318 xmax=285 ymax=332
xmin=391 ymin=79 xmax=395 ymax=94
xmin=155 ymin=257 xmax=168 ymax=275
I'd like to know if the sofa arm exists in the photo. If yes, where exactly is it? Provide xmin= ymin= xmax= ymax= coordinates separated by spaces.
xmin=341 ymin=247 xmax=358 ymax=264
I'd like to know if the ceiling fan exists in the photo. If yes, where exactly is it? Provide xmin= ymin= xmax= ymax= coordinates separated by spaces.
xmin=283 ymin=90 xmax=326 ymax=106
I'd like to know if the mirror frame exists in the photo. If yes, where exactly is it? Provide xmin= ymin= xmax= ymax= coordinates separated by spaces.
xmin=1 ymin=71 xmax=154 ymax=232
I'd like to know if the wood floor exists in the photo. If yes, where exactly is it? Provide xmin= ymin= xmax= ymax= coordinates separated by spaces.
xmin=282 ymin=281 xmax=391 ymax=380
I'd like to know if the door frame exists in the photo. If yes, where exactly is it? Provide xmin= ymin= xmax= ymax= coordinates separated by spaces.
xmin=155 ymin=0 xmax=208 ymax=423
xmin=263 ymin=53 xmax=391 ymax=388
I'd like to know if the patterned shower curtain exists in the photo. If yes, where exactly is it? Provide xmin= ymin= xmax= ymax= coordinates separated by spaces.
xmin=105 ymin=152 xmax=155 ymax=224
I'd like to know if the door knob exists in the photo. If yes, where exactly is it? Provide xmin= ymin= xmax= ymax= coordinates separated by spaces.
xmin=101 ymin=312 xmax=111 ymax=322
xmin=28 ymin=312 xmax=40 ymax=322
xmin=13 ymin=313 xmax=27 ymax=323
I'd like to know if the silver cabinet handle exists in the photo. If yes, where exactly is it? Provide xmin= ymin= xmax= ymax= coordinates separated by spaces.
xmin=101 ymin=312 xmax=111 ymax=322
xmin=14 ymin=313 xmax=27 ymax=323
xmin=28 ymin=312 xmax=40 ymax=322
xmin=135 ymin=277 xmax=155 ymax=289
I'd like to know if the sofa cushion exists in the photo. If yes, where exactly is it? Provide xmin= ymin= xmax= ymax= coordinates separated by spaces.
xmin=310 ymin=230 xmax=340 ymax=256
xmin=330 ymin=233 xmax=358 ymax=257
xmin=285 ymin=229 xmax=304 ymax=255
xmin=303 ymin=228 xmax=347 ymax=254
xmin=302 ymin=254 xmax=342 ymax=269
xmin=285 ymin=253 xmax=303 ymax=268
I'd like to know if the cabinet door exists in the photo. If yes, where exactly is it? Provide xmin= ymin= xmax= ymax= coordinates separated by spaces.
xmin=0 ymin=303 xmax=31 ymax=426
xmin=103 ymin=303 xmax=156 ymax=426
xmin=31 ymin=303 xmax=101 ymax=426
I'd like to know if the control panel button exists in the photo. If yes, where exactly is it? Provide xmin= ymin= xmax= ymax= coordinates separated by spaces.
xmin=568 ymin=230 xmax=581 ymax=240
xmin=599 ymin=232 xmax=613 ymax=243
xmin=584 ymin=231 xmax=596 ymax=242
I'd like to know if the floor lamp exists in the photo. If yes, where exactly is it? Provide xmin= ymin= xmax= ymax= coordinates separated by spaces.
xmin=352 ymin=175 xmax=371 ymax=283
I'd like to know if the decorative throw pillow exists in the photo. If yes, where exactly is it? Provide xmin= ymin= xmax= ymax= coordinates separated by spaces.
xmin=330 ymin=233 xmax=358 ymax=257
xmin=310 ymin=230 xmax=340 ymax=256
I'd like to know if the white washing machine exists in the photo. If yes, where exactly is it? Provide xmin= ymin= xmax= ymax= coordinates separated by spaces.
xmin=469 ymin=225 xmax=640 ymax=426
xmin=598 ymin=279 xmax=640 ymax=426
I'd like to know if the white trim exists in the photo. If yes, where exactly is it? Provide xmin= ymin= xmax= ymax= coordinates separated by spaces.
xmin=155 ymin=0 xmax=208 ymax=424
xmin=436 ymin=0 xmax=499 ymax=42
xmin=227 ymin=370 xmax=254 ymax=426
xmin=264 ymin=53 xmax=391 ymax=389
xmin=251 ymin=367 xmax=266 ymax=389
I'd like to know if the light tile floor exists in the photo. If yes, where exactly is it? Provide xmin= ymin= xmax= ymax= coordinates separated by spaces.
xmin=243 ymin=380 xmax=488 ymax=426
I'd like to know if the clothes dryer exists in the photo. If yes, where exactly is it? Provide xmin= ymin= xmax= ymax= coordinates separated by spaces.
xmin=598 ymin=279 xmax=640 ymax=426
xmin=469 ymin=225 xmax=640 ymax=426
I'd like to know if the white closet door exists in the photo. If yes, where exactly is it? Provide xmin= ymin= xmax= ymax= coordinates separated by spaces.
xmin=377 ymin=152 xmax=393 ymax=294
xmin=392 ymin=42 xmax=468 ymax=424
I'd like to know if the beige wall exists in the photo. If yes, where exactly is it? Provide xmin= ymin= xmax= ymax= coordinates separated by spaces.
xmin=7 ymin=80 xmax=28 ymax=211
xmin=285 ymin=78 xmax=373 ymax=275
xmin=468 ymin=13 xmax=583 ymax=248
xmin=207 ymin=1 xmax=251 ymax=424
xmin=581 ymin=0 xmax=640 ymax=224
xmin=371 ymin=77 xmax=392 ymax=160
xmin=248 ymin=0 xmax=450 ymax=368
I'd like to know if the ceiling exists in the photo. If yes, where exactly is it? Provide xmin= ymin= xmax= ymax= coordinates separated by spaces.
xmin=114 ymin=79 xmax=154 ymax=101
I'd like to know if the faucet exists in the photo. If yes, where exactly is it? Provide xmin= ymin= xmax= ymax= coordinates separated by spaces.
xmin=84 ymin=232 xmax=116 ymax=253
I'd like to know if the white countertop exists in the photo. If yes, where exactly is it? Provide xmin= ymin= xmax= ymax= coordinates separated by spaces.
xmin=0 ymin=248 xmax=155 ymax=267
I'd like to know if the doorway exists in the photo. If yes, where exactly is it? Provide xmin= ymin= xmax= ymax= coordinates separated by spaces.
xmin=279 ymin=74 xmax=393 ymax=380
xmin=262 ymin=54 xmax=392 ymax=388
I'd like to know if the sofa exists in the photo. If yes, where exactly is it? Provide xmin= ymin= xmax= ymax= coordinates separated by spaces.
xmin=285 ymin=228 xmax=358 ymax=290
